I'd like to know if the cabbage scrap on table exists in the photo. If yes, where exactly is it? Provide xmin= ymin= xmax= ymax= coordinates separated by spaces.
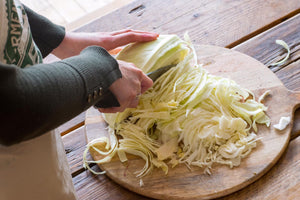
xmin=83 ymin=35 xmax=270 ymax=177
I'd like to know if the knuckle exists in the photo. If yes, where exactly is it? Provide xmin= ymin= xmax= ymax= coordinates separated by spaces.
xmin=135 ymin=68 xmax=144 ymax=78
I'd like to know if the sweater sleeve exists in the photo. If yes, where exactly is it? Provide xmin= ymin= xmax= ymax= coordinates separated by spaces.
xmin=23 ymin=5 xmax=65 ymax=58
xmin=0 ymin=46 xmax=122 ymax=146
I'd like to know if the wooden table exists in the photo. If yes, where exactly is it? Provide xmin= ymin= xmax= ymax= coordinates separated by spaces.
xmin=59 ymin=0 xmax=300 ymax=199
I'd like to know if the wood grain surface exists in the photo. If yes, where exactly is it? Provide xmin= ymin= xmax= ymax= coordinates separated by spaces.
xmin=77 ymin=0 xmax=300 ymax=48
xmin=85 ymin=45 xmax=300 ymax=199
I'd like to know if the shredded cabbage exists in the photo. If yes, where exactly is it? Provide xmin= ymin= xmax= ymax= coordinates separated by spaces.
xmin=274 ymin=116 xmax=291 ymax=131
xmin=83 ymin=35 xmax=270 ymax=177
xmin=271 ymin=40 xmax=290 ymax=66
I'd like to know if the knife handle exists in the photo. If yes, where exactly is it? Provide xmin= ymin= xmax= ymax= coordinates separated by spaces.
xmin=94 ymin=90 xmax=120 ymax=108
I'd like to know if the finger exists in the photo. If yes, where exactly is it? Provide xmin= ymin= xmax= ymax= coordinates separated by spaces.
xmin=112 ymin=32 xmax=159 ymax=47
xmin=119 ymin=32 xmax=159 ymax=42
xmin=140 ymin=74 xmax=153 ymax=94
xmin=111 ymin=29 xmax=158 ymax=36
xmin=98 ymin=107 xmax=125 ymax=113
xmin=110 ymin=29 xmax=132 ymax=36
xmin=128 ymin=95 xmax=140 ymax=108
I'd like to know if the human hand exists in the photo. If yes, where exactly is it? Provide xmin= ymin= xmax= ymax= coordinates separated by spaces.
xmin=52 ymin=29 xmax=159 ymax=59
xmin=98 ymin=60 xmax=153 ymax=113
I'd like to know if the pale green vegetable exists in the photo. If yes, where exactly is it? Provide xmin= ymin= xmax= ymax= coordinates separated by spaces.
xmin=82 ymin=137 xmax=117 ymax=175
xmin=116 ymin=34 xmax=189 ymax=73
xmin=83 ymin=35 xmax=270 ymax=177
xmin=274 ymin=116 xmax=291 ymax=131
xmin=271 ymin=40 xmax=290 ymax=66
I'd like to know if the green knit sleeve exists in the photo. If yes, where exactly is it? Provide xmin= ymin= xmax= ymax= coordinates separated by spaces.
xmin=0 ymin=46 xmax=121 ymax=146
xmin=23 ymin=5 xmax=66 ymax=58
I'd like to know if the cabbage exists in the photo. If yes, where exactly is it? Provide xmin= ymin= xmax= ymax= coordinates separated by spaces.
xmin=83 ymin=35 xmax=270 ymax=177
xmin=116 ymin=34 xmax=189 ymax=73
xmin=271 ymin=40 xmax=290 ymax=66
xmin=274 ymin=116 xmax=290 ymax=131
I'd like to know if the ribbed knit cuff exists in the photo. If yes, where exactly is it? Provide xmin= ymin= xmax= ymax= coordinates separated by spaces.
xmin=60 ymin=46 xmax=122 ymax=107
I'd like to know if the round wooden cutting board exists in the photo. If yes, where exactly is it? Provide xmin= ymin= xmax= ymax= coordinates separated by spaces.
xmin=85 ymin=45 xmax=300 ymax=199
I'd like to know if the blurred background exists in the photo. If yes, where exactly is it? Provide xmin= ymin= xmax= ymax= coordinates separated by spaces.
xmin=21 ymin=0 xmax=133 ymax=61
xmin=21 ymin=0 xmax=133 ymax=30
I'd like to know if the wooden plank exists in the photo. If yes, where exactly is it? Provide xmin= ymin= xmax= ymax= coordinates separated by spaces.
xmin=233 ymin=13 xmax=300 ymax=79
xmin=73 ymin=165 xmax=151 ymax=200
xmin=62 ymin=126 xmax=89 ymax=175
xmin=292 ymin=110 xmax=300 ymax=140
xmin=76 ymin=0 xmax=300 ymax=48
xmin=233 ymin=14 xmax=300 ymax=139
xmin=278 ymin=58 xmax=300 ymax=140
xmin=219 ymin=136 xmax=300 ymax=200
xmin=72 ymin=129 xmax=300 ymax=200
xmin=58 ymin=112 xmax=85 ymax=136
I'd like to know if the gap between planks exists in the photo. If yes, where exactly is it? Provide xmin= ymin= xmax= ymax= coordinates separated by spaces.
xmin=227 ymin=8 xmax=300 ymax=49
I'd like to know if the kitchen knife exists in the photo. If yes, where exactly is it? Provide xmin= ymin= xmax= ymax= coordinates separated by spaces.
xmin=146 ymin=64 xmax=176 ymax=82
xmin=95 ymin=64 xmax=176 ymax=108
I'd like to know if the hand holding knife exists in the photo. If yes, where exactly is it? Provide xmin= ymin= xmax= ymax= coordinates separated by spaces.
xmin=95 ymin=65 xmax=175 ymax=108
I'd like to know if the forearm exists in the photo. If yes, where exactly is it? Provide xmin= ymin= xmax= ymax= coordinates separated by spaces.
xmin=0 ymin=46 xmax=121 ymax=146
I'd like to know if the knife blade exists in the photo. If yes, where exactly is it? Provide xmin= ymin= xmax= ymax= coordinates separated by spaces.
xmin=146 ymin=64 xmax=176 ymax=82
xmin=95 ymin=64 xmax=176 ymax=108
